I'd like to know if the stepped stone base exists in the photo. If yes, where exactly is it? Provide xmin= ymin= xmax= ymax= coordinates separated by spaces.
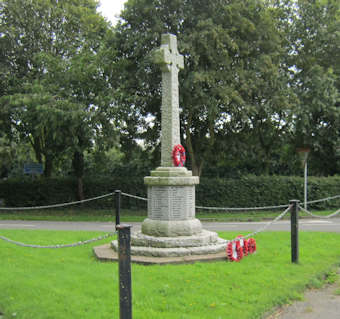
xmin=132 ymin=229 xmax=220 ymax=247
xmin=93 ymin=244 xmax=228 ymax=265
xmin=105 ymin=166 xmax=228 ymax=262
xmin=111 ymin=229 xmax=227 ymax=258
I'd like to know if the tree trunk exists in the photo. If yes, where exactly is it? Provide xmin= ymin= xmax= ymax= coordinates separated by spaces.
xmin=185 ymin=121 xmax=203 ymax=176
xmin=44 ymin=155 xmax=53 ymax=178
xmin=77 ymin=177 xmax=84 ymax=202
xmin=257 ymin=122 xmax=272 ymax=175
xmin=31 ymin=136 xmax=43 ymax=164
xmin=72 ymin=151 xmax=85 ymax=201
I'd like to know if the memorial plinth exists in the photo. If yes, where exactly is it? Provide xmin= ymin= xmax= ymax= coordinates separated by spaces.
xmin=111 ymin=33 xmax=227 ymax=260
xmin=142 ymin=167 xmax=201 ymax=237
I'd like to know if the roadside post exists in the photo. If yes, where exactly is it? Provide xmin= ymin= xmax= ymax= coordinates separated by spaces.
xmin=115 ymin=190 xmax=121 ymax=226
xmin=290 ymin=200 xmax=300 ymax=264
xmin=117 ymin=224 xmax=132 ymax=319
xmin=115 ymin=190 xmax=132 ymax=319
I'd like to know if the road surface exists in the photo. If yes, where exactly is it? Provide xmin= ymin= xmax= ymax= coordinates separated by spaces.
xmin=0 ymin=218 xmax=339 ymax=232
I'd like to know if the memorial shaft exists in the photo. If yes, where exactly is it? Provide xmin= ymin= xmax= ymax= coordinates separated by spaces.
xmin=161 ymin=66 xmax=180 ymax=166
xmin=154 ymin=34 xmax=184 ymax=167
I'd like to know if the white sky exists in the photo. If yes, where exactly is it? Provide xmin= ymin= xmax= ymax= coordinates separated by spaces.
xmin=98 ymin=0 xmax=128 ymax=25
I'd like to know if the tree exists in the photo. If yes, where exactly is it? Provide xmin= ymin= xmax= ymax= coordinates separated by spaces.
xmin=286 ymin=0 xmax=340 ymax=175
xmin=0 ymin=0 xmax=117 ymax=197
xmin=112 ymin=0 xmax=291 ymax=176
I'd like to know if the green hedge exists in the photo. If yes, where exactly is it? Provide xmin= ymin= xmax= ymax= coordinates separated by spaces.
xmin=0 ymin=175 xmax=339 ymax=210
xmin=0 ymin=177 xmax=146 ymax=210
xmin=197 ymin=175 xmax=340 ymax=209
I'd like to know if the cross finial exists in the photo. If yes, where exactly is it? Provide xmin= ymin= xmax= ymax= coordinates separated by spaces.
xmin=154 ymin=34 xmax=184 ymax=73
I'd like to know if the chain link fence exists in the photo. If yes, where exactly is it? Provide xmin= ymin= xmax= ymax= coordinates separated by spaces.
xmin=0 ymin=191 xmax=339 ymax=249
xmin=299 ymin=206 xmax=340 ymax=219
xmin=0 ymin=232 xmax=116 ymax=249
xmin=0 ymin=192 xmax=119 ymax=249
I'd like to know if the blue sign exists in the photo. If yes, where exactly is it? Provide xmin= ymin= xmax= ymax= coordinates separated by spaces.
xmin=24 ymin=163 xmax=44 ymax=175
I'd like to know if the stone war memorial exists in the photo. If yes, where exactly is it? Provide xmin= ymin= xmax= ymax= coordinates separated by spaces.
xmin=111 ymin=34 xmax=227 ymax=263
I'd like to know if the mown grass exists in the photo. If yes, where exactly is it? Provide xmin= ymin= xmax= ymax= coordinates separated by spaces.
xmin=0 ymin=208 xmax=336 ymax=222
xmin=196 ymin=209 xmax=336 ymax=221
xmin=1 ymin=230 xmax=340 ymax=319
xmin=0 ymin=209 xmax=138 ymax=222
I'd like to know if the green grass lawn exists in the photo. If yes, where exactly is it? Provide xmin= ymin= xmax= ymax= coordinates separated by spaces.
xmin=1 ymin=230 xmax=340 ymax=319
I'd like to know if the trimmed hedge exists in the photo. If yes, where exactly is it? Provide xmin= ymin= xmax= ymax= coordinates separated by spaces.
xmin=0 ymin=177 xmax=145 ymax=210
xmin=0 ymin=175 xmax=339 ymax=210
xmin=197 ymin=175 xmax=340 ymax=209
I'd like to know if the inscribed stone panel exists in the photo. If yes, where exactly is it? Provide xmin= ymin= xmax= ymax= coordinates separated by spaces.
xmin=149 ymin=186 xmax=170 ymax=220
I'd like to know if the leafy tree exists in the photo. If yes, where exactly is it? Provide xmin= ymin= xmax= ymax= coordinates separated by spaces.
xmin=286 ymin=0 xmax=340 ymax=175
xmin=0 ymin=0 xmax=117 ymax=197
xmin=113 ymin=0 xmax=291 ymax=176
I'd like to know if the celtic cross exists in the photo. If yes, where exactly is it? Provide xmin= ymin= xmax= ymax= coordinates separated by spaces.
xmin=154 ymin=34 xmax=184 ymax=167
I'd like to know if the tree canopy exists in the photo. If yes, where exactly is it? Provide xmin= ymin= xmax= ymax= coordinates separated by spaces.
xmin=111 ymin=0 xmax=339 ymax=176
xmin=0 ymin=0 xmax=339 ymax=180
xmin=0 ymin=0 xmax=118 ymax=195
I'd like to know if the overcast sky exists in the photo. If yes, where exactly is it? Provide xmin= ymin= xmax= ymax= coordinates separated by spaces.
xmin=98 ymin=0 xmax=127 ymax=25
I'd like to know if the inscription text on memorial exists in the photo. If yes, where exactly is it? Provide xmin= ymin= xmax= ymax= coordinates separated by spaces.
xmin=148 ymin=186 xmax=195 ymax=221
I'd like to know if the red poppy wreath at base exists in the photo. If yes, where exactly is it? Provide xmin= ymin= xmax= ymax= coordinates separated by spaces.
xmin=226 ymin=236 xmax=256 ymax=262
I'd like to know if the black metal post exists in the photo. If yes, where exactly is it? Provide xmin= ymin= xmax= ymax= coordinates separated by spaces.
xmin=115 ymin=190 xmax=121 ymax=227
xmin=117 ymin=224 xmax=132 ymax=319
xmin=290 ymin=200 xmax=300 ymax=264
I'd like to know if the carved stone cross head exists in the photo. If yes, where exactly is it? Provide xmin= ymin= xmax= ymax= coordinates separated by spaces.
xmin=154 ymin=34 xmax=184 ymax=73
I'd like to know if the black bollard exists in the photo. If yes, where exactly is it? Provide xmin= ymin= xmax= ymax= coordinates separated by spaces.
xmin=115 ymin=190 xmax=121 ymax=227
xmin=117 ymin=224 xmax=132 ymax=319
xmin=290 ymin=200 xmax=300 ymax=264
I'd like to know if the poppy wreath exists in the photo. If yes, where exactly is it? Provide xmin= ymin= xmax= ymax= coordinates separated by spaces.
xmin=247 ymin=238 xmax=257 ymax=254
xmin=172 ymin=144 xmax=186 ymax=167
xmin=226 ymin=239 xmax=243 ymax=262
xmin=237 ymin=235 xmax=248 ymax=256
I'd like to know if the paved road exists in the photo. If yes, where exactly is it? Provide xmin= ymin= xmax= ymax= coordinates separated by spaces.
xmin=0 ymin=218 xmax=340 ymax=232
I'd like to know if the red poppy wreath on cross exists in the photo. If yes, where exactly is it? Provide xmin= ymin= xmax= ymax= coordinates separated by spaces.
xmin=172 ymin=144 xmax=186 ymax=167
